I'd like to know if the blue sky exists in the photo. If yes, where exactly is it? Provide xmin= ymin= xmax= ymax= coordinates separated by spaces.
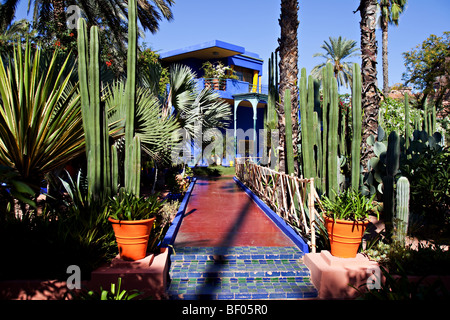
xmin=15 ymin=0 xmax=450 ymax=92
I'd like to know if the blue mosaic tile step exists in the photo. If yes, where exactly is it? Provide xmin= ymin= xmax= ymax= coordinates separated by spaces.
xmin=168 ymin=277 xmax=317 ymax=300
xmin=170 ymin=246 xmax=304 ymax=261
xmin=167 ymin=246 xmax=317 ymax=300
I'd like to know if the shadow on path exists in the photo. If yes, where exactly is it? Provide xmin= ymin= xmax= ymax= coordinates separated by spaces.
xmin=194 ymin=199 xmax=253 ymax=299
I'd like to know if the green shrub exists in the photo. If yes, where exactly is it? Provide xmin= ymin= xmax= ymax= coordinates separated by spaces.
xmin=403 ymin=146 xmax=450 ymax=226
xmin=321 ymin=189 xmax=377 ymax=221
xmin=105 ymin=191 xmax=163 ymax=221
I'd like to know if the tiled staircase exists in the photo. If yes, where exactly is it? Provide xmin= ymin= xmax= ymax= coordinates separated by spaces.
xmin=167 ymin=246 xmax=318 ymax=300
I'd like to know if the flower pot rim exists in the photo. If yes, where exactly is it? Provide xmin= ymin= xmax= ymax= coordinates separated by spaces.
xmin=108 ymin=216 xmax=156 ymax=224
xmin=324 ymin=215 xmax=369 ymax=225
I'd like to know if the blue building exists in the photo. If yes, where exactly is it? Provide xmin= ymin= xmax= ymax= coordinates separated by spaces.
xmin=160 ymin=40 xmax=269 ymax=163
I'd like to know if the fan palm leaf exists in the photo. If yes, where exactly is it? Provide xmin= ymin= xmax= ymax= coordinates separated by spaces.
xmin=105 ymin=81 xmax=179 ymax=162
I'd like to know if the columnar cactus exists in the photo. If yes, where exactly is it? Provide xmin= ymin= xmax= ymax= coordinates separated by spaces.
xmin=351 ymin=63 xmax=362 ymax=192
xmin=77 ymin=18 xmax=117 ymax=199
xmin=284 ymin=89 xmax=295 ymax=175
xmin=383 ymin=130 xmax=400 ymax=237
xmin=124 ymin=0 xmax=141 ymax=196
xmin=327 ymin=68 xmax=339 ymax=200
xmin=404 ymin=93 xmax=410 ymax=150
xmin=395 ymin=176 xmax=410 ymax=245
xmin=299 ymin=68 xmax=313 ymax=179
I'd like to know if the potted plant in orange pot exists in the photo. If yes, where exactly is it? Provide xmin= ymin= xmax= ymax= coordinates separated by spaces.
xmin=321 ymin=189 xmax=377 ymax=258
xmin=106 ymin=191 xmax=164 ymax=261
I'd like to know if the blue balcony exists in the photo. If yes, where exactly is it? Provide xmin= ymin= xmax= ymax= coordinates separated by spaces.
xmin=195 ymin=78 xmax=268 ymax=99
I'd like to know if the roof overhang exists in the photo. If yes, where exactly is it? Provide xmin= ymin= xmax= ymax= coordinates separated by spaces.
xmin=160 ymin=40 xmax=246 ymax=62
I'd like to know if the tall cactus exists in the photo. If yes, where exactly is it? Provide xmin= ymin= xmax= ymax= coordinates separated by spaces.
xmin=77 ymin=18 xmax=117 ymax=200
xmin=383 ymin=130 xmax=400 ymax=238
xmin=404 ymin=93 xmax=410 ymax=150
xmin=284 ymin=89 xmax=295 ymax=176
xmin=124 ymin=0 xmax=141 ymax=196
xmin=351 ymin=63 xmax=362 ymax=192
xmin=299 ymin=68 xmax=314 ymax=179
xmin=395 ymin=176 xmax=410 ymax=245
xmin=327 ymin=68 xmax=339 ymax=200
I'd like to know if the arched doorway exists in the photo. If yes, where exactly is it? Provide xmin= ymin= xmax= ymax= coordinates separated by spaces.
xmin=233 ymin=93 xmax=268 ymax=158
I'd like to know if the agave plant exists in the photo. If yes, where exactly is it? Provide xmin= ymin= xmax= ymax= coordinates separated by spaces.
xmin=0 ymin=41 xmax=83 ymax=192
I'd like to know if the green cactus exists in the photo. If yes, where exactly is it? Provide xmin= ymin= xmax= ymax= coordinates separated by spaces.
xmin=404 ymin=93 xmax=410 ymax=150
xmin=299 ymin=68 xmax=313 ymax=179
xmin=284 ymin=89 xmax=295 ymax=176
xmin=351 ymin=63 xmax=362 ymax=192
xmin=124 ymin=0 xmax=141 ymax=196
xmin=77 ymin=18 xmax=117 ymax=200
xmin=395 ymin=176 xmax=410 ymax=245
xmin=383 ymin=130 xmax=400 ymax=238
xmin=327 ymin=68 xmax=339 ymax=200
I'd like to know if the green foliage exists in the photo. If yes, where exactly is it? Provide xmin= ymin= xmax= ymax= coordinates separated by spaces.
xmin=357 ymin=263 xmax=450 ymax=300
xmin=148 ymin=200 xmax=180 ymax=253
xmin=76 ymin=277 xmax=143 ymax=300
xmin=402 ymin=146 xmax=450 ymax=225
xmin=321 ymin=189 xmax=376 ymax=222
xmin=0 ymin=40 xmax=83 ymax=191
xmin=201 ymin=61 xmax=238 ymax=80
xmin=0 ymin=173 xmax=116 ymax=281
xmin=105 ymin=190 xmax=164 ymax=221
xmin=0 ymin=166 xmax=36 ymax=219
xmin=402 ymin=32 xmax=450 ymax=104
xmin=365 ymin=241 xmax=450 ymax=277
xmin=379 ymin=97 xmax=423 ymax=138
xmin=138 ymin=48 xmax=169 ymax=97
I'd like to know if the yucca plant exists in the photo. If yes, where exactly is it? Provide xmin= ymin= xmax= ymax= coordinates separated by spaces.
xmin=0 ymin=41 xmax=83 ymax=192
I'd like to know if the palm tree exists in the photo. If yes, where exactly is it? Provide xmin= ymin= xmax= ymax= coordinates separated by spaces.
xmin=278 ymin=0 xmax=299 ymax=175
xmin=0 ymin=0 xmax=174 ymax=52
xmin=311 ymin=36 xmax=360 ymax=89
xmin=379 ymin=0 xmax=407 ymax=96
xmin=355 ymin=0 xmax=381 ymax=171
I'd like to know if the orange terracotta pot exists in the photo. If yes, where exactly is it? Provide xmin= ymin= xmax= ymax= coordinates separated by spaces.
xmin=108 ymin=216 xmax=156 ymax=261
xmin=324 ymin=216 xmax=369 ymax=258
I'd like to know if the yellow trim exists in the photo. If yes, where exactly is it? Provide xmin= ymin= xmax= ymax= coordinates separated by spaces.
xmin=252 ymin=71 xmax=258 ymax=93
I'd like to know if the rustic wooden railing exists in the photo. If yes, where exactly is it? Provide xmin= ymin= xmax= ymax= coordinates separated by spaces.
xmin=235 ymin=157 xmax=323 ymax=253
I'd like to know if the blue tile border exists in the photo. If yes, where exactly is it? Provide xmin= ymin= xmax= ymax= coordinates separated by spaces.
xmin=233 ymin=177 xmax=310 ymax=254
xmin=160 ymin=178 xmax=197 ymax=249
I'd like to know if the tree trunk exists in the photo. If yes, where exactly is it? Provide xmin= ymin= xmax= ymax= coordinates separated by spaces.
xmin=278 ymin=0 xmax=299 ymax=175
xmin=52 ymin=0 xmax=67 ymax=40
xmin=382 ymin=18 xmax=390 ymax=97
xmin=359 ymin=0 xmax=381 ymax=171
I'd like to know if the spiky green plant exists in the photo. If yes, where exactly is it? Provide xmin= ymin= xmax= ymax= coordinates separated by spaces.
xmin=0 ymin=41 xmax=83 ymax=192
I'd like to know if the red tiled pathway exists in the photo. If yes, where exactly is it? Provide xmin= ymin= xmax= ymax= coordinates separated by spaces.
xmin=173 ymin=176 xmax=296 ymax=248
